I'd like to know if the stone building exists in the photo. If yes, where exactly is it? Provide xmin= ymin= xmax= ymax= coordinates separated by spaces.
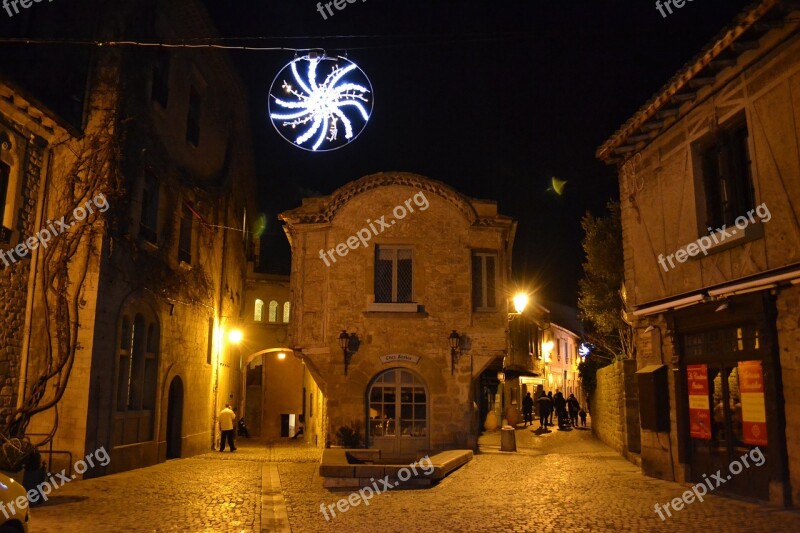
xmin=241 ymin=269 xmax=313 ymax=442
xmin=597 ymin=0 xmax=799 ymax=505
xmin=543 ymin=322 xmax=582 ymax=404
xmin=280 ymin=172 xmax=515 ymax=458
xmin=1 ymin=0 xmax=256 ymax=476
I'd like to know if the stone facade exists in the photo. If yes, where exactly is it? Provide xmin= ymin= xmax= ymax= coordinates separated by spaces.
xmin=281 ymin=172 xmax=515 ymax=458
xmin=1 ymin=0 xmax=256 ymax=477
xmin=0 ymin=88 xmax=53 ymax=425
xmin=591 ymin=360 xmax=640 ymax=461
xmin=597 ymin=1 xmax=800 ymax=505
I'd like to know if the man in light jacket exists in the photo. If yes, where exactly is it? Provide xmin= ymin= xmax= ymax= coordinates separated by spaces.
xmin=218 ymin=404 xmax=237 ymax=452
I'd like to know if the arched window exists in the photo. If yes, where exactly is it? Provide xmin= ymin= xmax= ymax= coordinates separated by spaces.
xmin=283 ymin=301 xmax=290 ymax=323
xmin=268 ymin=300 xmax=278 ymax=323
xmin=115 ymin=302 xmax=159 ymax=446
xmin=254 ymin=299 xmax=264 ymax=322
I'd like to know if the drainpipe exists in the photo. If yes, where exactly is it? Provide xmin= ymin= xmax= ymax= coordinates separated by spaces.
xmin=17 ymin=137 xmax=51 ymax=413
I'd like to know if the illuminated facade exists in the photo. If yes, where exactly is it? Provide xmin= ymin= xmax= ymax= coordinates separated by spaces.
xmin=597 ymin=0 xmax=799 ymax=505
xmin=0 ymin=0 xmax=256 ymax=476
xmin=280 ymin=172 xmax=515 ymax=458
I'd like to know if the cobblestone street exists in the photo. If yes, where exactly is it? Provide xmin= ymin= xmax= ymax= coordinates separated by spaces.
xmin=29 ymin=430 xmax=800 ymax=532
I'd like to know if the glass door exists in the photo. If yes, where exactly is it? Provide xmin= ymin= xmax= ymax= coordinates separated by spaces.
xmin=368 ymin=369 xmax=428 ymax=459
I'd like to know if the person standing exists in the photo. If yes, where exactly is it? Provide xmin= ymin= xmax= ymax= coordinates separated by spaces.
xmin=522 ymin=392 xmax=534 ymax=427
xmin=218 ymin=403 xmax=237 ymax=452
xmin=536 ymin=393 xmax=553 ymax=429
xmin=553 ymin=390 xmax=566 ymax=428
xmin=567 ymin=393 xmax=580 ymax=427
xmin=547 ymin=391 xmax=554 ymax=425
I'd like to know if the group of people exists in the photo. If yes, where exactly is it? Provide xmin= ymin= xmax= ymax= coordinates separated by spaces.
xmin=522 ymin=390 xmax=587 ymax=429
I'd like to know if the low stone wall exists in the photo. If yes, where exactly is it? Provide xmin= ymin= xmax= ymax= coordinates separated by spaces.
xmin=591 ymin=359 xmax=640 ymax=460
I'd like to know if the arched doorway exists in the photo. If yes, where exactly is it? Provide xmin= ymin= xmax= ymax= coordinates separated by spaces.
xmin=166 ymin=377 xmax=184 ymax=459
xmin=367 ymin=368 xmax=428 ymax=459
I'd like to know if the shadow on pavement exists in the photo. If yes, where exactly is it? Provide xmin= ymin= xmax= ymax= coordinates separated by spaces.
xmin=35 ymin=495 xmax=89 ymax=507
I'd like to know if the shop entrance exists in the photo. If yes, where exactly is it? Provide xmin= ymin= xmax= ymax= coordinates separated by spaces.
xmin=683 ymin=326 xmax=772 ymax=500
xmin=367 ymin=368 xmax=428 ymax=459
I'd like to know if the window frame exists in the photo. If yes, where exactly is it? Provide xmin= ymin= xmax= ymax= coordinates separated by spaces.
xmin=186 ymin=85 xmax=203 ymax=147
xmin=254 ymin=299 xmax=264 ymax=322
xmin=472 ymin=251 xmax=498 ymax=311
xmin=151 ymin=48 xmax=171 ymax=108
xmin=140 ymin=169 xmax=160 ymax=244
xmin=374 ymin=245 xmax=414 ymax=304
xmin=114 ymin=306 xmax=159 ymax=446
xmin=178 ymin=203 xmax=193 ymax=264
xmin=696 ymin=117 xmax=755 ymax=231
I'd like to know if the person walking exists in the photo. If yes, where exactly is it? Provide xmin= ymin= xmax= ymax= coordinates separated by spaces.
xmin=567 ymin=393 xmax=580 ymax=428
xmin=218 ymin=403 xmax=237 ymax=452
xmin=522 ymin=392 xmax=534 ymax=427
xmin=536 ymin=392 xmax=553 ymax=429
xmin=579 ymin=406 xmax=588 ymax=427
xmin=547 ymin=391 xmax=554 ymax=425
xmin=553 ymin=390 xmax=566 ymax=428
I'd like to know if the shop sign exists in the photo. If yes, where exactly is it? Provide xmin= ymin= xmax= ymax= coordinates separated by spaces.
xmin=687 ymin=364 xmax=712 ymax=440
xmin=379 ymin=353 xmax=420 ymax=364
xmin=738 ymin=360 xmax=768 ymax=446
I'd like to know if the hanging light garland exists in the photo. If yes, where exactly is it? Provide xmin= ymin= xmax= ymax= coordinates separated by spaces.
xmin=268 ymin=54 xmax=373 ymax=152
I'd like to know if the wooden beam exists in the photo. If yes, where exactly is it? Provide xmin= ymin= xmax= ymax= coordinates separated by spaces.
xmin=688 ymin=77 xmax=717 ymax=89
xmin=731 ymin=41 xmax=760 ymax=52
xmin=641 ymin=121 xmax=666 ymax=131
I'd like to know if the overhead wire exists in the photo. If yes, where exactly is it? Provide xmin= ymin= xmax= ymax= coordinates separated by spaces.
xmin=0 ymin=31 xmax=534 ymax=53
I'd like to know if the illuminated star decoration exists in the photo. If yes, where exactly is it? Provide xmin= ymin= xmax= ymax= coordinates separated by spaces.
xmin=547 ymin=176 xmax=568 ymax=196
xmin=268 ymin=55 xmax=373 ymax=152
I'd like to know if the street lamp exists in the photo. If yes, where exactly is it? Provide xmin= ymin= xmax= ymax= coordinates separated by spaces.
xmin=339 ymin=330 xmax=352 ymax=376
xmin=512 ymin=293 xmax=529 ymax=315
xmin=277 ymin=352 xmax=286 ymax=360
xmin=228 ymin=329 xmax=243 ymax=344
xmin=448 ymin=330 xmax=462 ymax=375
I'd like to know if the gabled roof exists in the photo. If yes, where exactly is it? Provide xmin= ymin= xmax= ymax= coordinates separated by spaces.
xmin=597 ymin=0 xmax=795 ymax=165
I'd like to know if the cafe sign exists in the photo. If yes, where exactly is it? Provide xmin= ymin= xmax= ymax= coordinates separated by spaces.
xmin=379 ymin=353 xmax=420 ymax=365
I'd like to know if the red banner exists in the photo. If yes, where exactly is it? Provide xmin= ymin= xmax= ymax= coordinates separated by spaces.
xmin=738 ymin=360 xmax=767 ymax=446
xmin=687 ymin=364 xmax=711 ymax=440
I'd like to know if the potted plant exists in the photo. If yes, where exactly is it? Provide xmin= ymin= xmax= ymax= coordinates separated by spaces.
xmin=22 ymin=448 xmax=46 ymax=505
xmin=335 ymin=422 xmax=363 ymax=448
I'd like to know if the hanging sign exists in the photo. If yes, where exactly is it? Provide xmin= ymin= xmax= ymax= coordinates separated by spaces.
xmin=687 ymin=364 xmax=712 ymax=440
xmin=379 ymin=353 xmax=420 ymax=365
xmin=268 ymin=55 xmax=373 ymax=152
xmin=738 ymin=360 xmax=768 ymax=446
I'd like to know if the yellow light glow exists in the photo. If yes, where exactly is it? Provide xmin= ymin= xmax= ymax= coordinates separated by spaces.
xmin=228 ymin=329 xmax=243 ymax=344
xmin=542 ymin=341 xmax=554 ymax=362
xmin=513 ymin=293 xmax=529 ymax=314
xmin=277 ymin=352 xmax=286 ymax=360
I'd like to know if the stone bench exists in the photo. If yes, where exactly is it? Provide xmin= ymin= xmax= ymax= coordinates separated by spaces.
xmin=319 ymin=448 xmax=472 ymax=489
xmin=427 ymin=449 xmax=473 ymax=481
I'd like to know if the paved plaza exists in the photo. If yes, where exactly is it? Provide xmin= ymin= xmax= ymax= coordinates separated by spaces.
xmin=29 ymin=428 xmax=800 ymax=532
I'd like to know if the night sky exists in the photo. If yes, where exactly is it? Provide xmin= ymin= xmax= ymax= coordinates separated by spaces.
xmin=201 ymin=0 xmax=753 ymax=305
xmin=1 ymin=0 xmax=756 ymax=305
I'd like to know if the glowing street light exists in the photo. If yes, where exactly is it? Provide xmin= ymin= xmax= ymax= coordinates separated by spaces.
xmin=277 ymin=352 xmax=286 ymax=360
xmin=228 ymin=329 xmax=243 ymax=344
xmin=512 ymin=293 xmax=529 ymax=314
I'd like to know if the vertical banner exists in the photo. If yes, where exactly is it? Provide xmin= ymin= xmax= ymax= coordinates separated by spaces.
xmin=738 ymin=360 xmax=768 ymax=446
xmin=687 ymin=364 xmax=712 ymax=440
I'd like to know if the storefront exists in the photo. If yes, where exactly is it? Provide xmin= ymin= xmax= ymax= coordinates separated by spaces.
xmin=674 ymin=292 xmax=788 ymax=500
